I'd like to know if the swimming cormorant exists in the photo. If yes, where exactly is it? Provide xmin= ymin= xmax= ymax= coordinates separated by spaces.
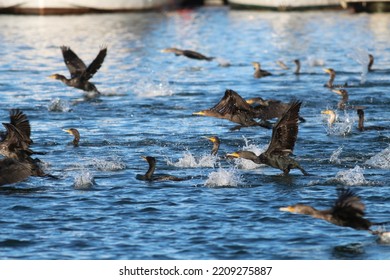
xmin=293 ymin=59 xmax=301 ymax=75
xmin=323 ymin=68 xmax=347 ymax=88
xmin=321 ymin=109 xmax=337 ymax=126
xmin=50 ymin=46 xmax=107 ymax=95
xmin=280 ymin=188 xmax=384 ymax=231
xmin=227 ymin=100 xmax=308 ymax=175
xmin=63 ymin=128 xmax=80 ymax=147
xmin=193 ymin=89 xmax=272 ymax=131
xmin=357 ymin=109 xmax=386 ymax=131
xmin=252 ymin=62 xmax=272 ymax=78
xmin=161 ymin=48 xmax=214 ymax=61
xmin=136 ymin=156 xmax=185 ymax=181
xmin=368 ymin=54 xmax=374 ymax=72
xmin=205 ymin=136 xmax=220 ymax=156
xmin=332 ymin=89 xmax=349 ymax=110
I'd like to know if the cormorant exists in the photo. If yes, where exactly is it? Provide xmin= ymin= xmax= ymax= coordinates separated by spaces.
xmin=276 ymin=60 xmax=289 ymax=70
xmin=0 ymin=157 xmax=32 ymax=186
xmin=293 ymin=59 xmax=301 ymax=75
xmin=50 ymin=46 xmax=107 ymax=95
xmin=252 ymin=62 xmax=272 ymax=78
xmin=323 ymin=68 xmax=347 ymax=88
xmin=136 ymin=156 xmax=185 ymax=181
xmin=368 ymin=54 xmax=374 ymax=72
xmin=227 ymin=101 xmax=308 ymax=175
xmin=357 ymin=109 xmax=386 ymax=131
xmin=63 ymin=128 xmax=80 ymax=147
xmin=193 ymin=89 xmax=272 ymax=131
xmin=332 ymin=89 xmax=349 ymax=110
xmin=280 ymin=188 xmax=385 ymax=231
xmin=0 ymin=109 xmax=33 ymax=159
xmin=246 ymin=97 xmax=306 ymax=122
xmin=161 ymin=48 xmax=214 ymax=61
xmin=205 ymin=136 xmax=220 ymax=156
xmin=321 ymin=109 xmax=337 ymax=126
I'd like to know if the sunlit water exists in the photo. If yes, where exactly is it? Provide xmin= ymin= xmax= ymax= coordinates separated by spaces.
xmin=0 ymin=7 xmax=390 ymax=260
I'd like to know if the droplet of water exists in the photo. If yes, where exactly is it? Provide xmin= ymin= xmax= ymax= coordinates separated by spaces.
xmin=204 ymin=168 xmax=242 ymax=187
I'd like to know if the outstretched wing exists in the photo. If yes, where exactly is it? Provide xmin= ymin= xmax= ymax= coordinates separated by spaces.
xmin=61 ymin=46 xmax=87 ymax=78
xmin=212 ymin=89 xmax=256 ymax=116
xmin=333 ymin=188 xmax=365 ymax=217
xmin=83 ymin=47 xmax=107 ymax=80
xmin=265 ymin=100 xmax=301 ymax=155
xmin=10 ymin=109 xmax=32 ymax=145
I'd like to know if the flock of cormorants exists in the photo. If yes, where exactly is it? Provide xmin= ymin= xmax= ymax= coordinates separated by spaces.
xmin=0 ymin=44 xmax=389 ymax=241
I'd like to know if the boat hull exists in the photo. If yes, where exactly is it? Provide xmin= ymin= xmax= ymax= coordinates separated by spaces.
xmin=228 ymin=0 xmax=342 ymax=11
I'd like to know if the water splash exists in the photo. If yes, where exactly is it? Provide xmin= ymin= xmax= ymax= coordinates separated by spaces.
xmin=48 ymin=98 xmax=71 ymax=112
xmin=231 ymin=137 xmax=266 ymax=170
xmin=334 ymin=165 xmax=367 ymax=186
xmin=323 ymin=111 xmax=354 ymax=136
xmin=329 ymin=146 xmax=343 ymax=164
xmin=74 ymin=170 xmax=95 ymax=189
xmin=167 ymin=151 xmax=217 ymax=168
xmin=348 ymin=48 xmax=369 ymax=84
xmin=92 ymin=158 xmax=127 ymax=171
xmin=365 ymin=146 xmax=390 ymax=169
xmin=204 ymin=167 xmax=242 ymax=187
xmin=132 ymin=79 xmax=173 ymax=98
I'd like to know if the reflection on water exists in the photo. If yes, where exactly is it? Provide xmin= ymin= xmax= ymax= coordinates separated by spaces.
xmin=0 ymin=7 xmax=390 ymax=260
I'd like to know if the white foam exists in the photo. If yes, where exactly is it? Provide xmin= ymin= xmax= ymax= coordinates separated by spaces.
xmin=231 ymin=137 xmax=267 ymax=170
xmin=329 ymin=146 xmax=343 ymax=164
xmin=92 ymin=158 xmax=127 ymax=171
xmin=48 ymin=98 xmax=71 ymax=112
xmin=74 ymin=170 xmax=95 ymax=189
xmin=204 ymin=167 xmax=242 ymax=187
xmin=132 ymin=79 xmax=173 ymax=98
xmin=167 ymin=152 xmax=217 ymax=168
xmin=365 ymin=146 xmax=390 ymax=169
xmin=323 ymin=111 xmax=354 ymax=136
xmin=335 ymin=165 xmax=367 ymax=186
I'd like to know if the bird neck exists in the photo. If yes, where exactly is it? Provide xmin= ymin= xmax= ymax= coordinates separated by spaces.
xmin=211 ymin=143 xmax=219 ymax=156
xmin=145 ymin=161 xmax=156 ymax=180
xmin=327 ymin=73 xmax=335 ymax=87
xmin=294 ymin=61 xmax=300 ymax=74
xmin=241 ymin=151 xmax=261 ymax=164
xmin=358 ymin=113 xmax=364 ymax=131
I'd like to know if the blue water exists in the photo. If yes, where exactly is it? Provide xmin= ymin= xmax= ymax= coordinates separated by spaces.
xmin=0 ymin=7 xmax=390 ymax=260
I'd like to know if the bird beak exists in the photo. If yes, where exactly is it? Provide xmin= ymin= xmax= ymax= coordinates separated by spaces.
xmin=48 ymin=74 xmax=56 ymax=79
xmin=323 ymin=68 xmax=331 ymax=74
xmin=141 ymin=156 xmax=147 ymax=161
xmin=246 ymin=99 xmax=255 ymax=105
xmin=62 ymin=129 xmax=72 ymax=134
xmin=332 ymin=89 xmax=343 ymax=95
xmin=193 ymin=111 xmax=206 ymax=116
xmin=279 ymin=206 xmax=294 ymax=212
xmin=321 ymin=110 xmax=331 ymax=115
xmin=226 ymin=152 xmax=240 ymax=159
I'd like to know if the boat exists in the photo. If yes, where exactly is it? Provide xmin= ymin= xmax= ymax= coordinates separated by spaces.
xmin=341 ymin=0 xmax=390 ymax=12
xmin=0 ymin=0 xmax=181 ymax=15
xmin=228 ymin=0 xmax=342 ymax=10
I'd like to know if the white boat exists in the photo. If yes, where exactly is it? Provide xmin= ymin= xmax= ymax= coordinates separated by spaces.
xmin=341 ymin=0 xmax=390 ymax=12
xmin=0 ymin=0 xmax=180 ymax=14
xmin=228 ymin=0 xmax=342 ymax=10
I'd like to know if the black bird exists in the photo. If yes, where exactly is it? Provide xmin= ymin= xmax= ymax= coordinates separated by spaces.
xmin=161 ymin=48 xmax=214 ymax=61
xmin=280 ymin=188 xmax=385 ymax=231
xmin=246 ymin=97 xmax=306 ymax=122
xmin=227 ymin=100 xmax=308 ymax=175
xmin=205 ymin=136 xmax=220 ymax=156
xmin=63 ymin=128 xmax=80 ymax=147
xmin=368 ymin=54 xmax=374 ymax=72
xmin=50 ymin=45 xmax=107 ymax=95
xmin=357 ymin=109 xmax=387 ymax=132
xmin=136 ymin=156 xmax=185 ymax=182
xmin=252 ymin=62 xmax=272 ymax=78
xmin=0 ymin=109 xmax=33 ymax=159
xmin=293 ymin=59 xmax=301 ymax=75
xmin=323 ymin=68 xmax=348 ymax=88
xmin=332 ymin=89 xmax=349 ymax=110
xmin=193 ymin=89 xmax=272 ymax=131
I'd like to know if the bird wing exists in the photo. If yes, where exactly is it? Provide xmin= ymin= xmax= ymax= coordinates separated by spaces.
xmin=265 ymin=100 xmax=301 ymax=155
xmin=332 ymin=188 xmax=366 ymax=218
xmin=9 ymin=109 xmax=32 ymax=144
xmin=61 ymin=46 xmax=87 ymax=78
xmin=254 ymin=100 xmax=289 ymax=120
xmin=0 ymin=158 xmax=32 ymax=186
xmin=183 ymin=50 xmax=213 ymax=60
xmin=1 ymin=123 xmax=28 ymax=153
xmin=83 ymin=47 xmax=107 ymax=80
xmin=211 ymin=89 xmax=256 ymax=116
